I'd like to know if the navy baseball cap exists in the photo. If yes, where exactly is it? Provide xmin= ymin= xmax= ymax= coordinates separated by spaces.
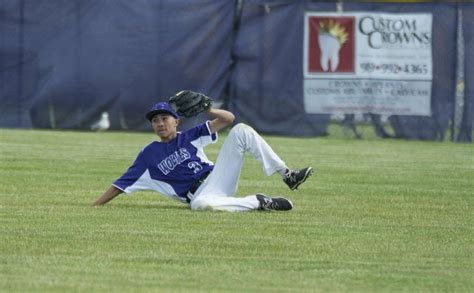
xmin=145 ymin=102 xmax=179 ymax=121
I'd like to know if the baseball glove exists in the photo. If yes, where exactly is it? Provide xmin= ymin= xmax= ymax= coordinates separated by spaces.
xmin=169 ymin=90 xmax=213 ymax=118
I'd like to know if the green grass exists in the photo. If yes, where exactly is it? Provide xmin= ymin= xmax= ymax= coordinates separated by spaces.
xmin=1 ymin=127 xmax=473 ymax=292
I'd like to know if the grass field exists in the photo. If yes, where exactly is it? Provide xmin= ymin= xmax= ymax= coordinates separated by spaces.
xmin=1 ymin=127 xmax=473 ymax=292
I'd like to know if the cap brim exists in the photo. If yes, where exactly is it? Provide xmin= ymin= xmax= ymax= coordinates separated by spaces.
xmin=145 ymin=110 xmax=178 ymax=121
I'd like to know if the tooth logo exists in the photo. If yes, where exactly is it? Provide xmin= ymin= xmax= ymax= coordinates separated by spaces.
xmin=306 ymin=16 xmax=355 ymax=74
xmin=318 ymin=19 xmax=349 ymax=72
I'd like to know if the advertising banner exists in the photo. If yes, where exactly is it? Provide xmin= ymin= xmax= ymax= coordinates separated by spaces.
xmin=304 ymin=12 xmax=433 ymax=116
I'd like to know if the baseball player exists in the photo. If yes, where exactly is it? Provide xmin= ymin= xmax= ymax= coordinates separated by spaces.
xmin=92 ymin=91 xmax=313 ymax=212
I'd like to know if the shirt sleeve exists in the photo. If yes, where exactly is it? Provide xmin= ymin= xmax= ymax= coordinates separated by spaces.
xmin=112 ymin=151 xmax=147 ymax=193
xmin=185 ymin=121 xmax=218 ymax=148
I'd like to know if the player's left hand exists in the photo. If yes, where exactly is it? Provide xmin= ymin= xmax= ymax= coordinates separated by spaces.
xmin=169 ymin=90 xmax=213 ymax=118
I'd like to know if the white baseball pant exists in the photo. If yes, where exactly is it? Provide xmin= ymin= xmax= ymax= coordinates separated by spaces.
xmin=189 ymin=123 xmax=287 ymax=212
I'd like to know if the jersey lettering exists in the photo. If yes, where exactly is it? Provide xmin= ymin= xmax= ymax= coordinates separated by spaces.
xmin=157 ymin=148 xmax=191 ymax=175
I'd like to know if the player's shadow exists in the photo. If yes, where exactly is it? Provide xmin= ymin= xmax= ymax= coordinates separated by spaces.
xmin=114 ymin=203 xmax=188 ymax=211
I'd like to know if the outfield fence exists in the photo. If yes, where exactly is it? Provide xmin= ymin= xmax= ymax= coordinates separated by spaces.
xmin=0 ymin=0 xmax=472 ymax=142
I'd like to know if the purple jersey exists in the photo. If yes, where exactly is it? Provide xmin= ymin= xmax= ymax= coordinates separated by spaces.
xmin=113 ymin=121 xmax=217 ymax=202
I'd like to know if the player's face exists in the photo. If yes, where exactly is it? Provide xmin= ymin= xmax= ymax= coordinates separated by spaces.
xmin=151 ymin=113 xmax=179 ymax=142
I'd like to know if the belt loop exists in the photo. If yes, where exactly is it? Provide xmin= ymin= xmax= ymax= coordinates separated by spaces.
xmin=187 ymin=170 xmax=211 ymax=202
xmin=186 ymin=192 xmax=193 ymax=204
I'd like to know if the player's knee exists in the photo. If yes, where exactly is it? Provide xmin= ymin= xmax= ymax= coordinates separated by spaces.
xmin=232 ymin=123 xmax=252 ymax=132
xmin=229 ymin=123 xmax=254 ymax=137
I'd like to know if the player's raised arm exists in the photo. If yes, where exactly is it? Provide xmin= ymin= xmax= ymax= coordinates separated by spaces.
xmin=168 ymin=90 xmax=234 ymax=133
xmin=92 ymin=185 xmax=123 ymax=206
xmin=208 ymin=107 xmax=235 ymax=134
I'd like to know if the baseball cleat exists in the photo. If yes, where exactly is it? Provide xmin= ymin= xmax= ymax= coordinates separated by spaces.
xmin=283 ymin=167 xmax=313 ymax=190
xmin=256 ymin=194 xmax=293 ymax=211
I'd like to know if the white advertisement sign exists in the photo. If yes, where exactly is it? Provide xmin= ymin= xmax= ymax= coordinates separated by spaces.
xmin=303 ymin=12 xmax=433 ymax=116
